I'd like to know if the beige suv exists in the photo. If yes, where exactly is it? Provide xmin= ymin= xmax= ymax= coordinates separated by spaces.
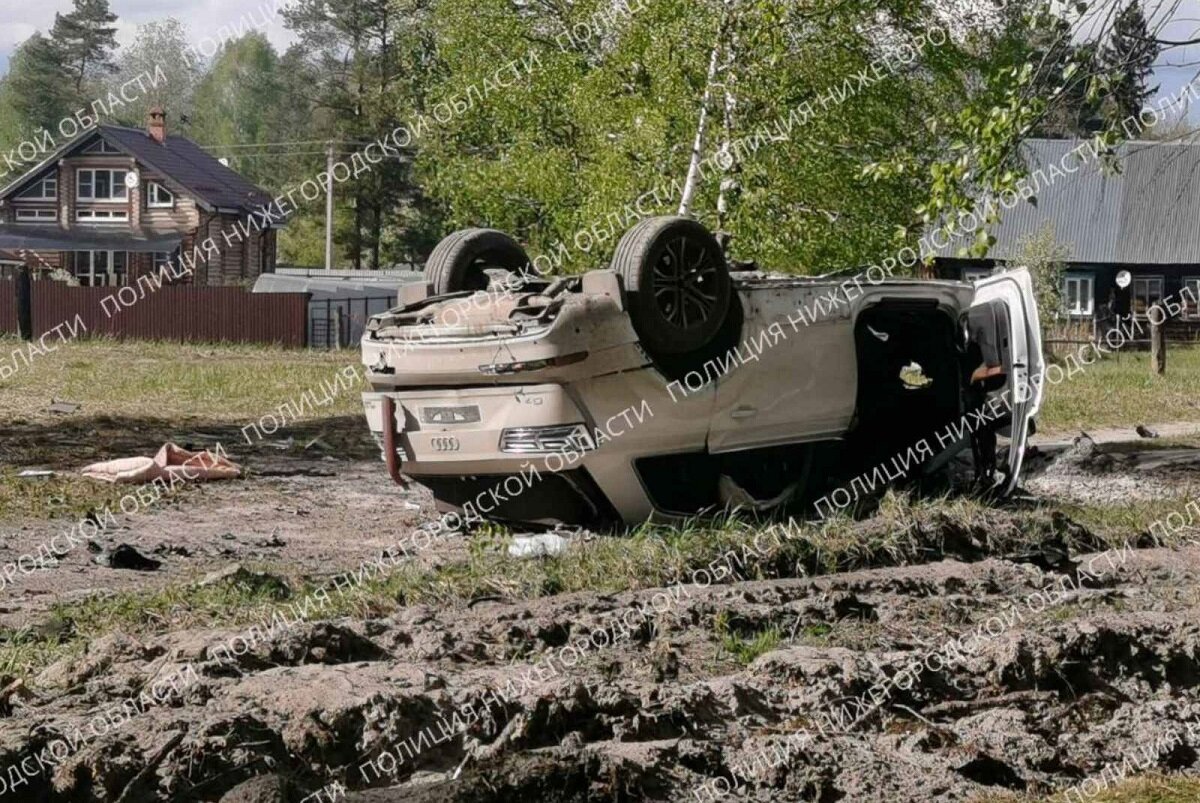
xmin=361 ymin=217 xmax=1044 ymax=527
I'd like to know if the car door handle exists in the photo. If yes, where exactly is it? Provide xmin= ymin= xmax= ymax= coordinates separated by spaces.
xmin=731 ymin=405 xmax=757 ymax=420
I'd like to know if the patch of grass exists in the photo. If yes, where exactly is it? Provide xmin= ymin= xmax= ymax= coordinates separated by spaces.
xmin=0 ymin=493 xmax=1117 ymax=680
xmin=0 ymin=470 xmax=135 ymax=522
xmin=1056 ymin=496 xmax=1200 ymax=543
xmin=1038 ymin=347 xmax=1200 ymax=434
xmin=0 ymin=337 xmax=362 ymax=424
xmin=975 ymin=774 xmax=1200 ymax=802
xmin=794 ymin=621 xmax=834 ymax=644
xmin=713 ymin=612 xmax=782 ymax=665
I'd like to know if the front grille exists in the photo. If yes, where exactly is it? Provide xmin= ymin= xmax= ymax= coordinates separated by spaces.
xmin=500 ymin=424 xmax=595 ymax=455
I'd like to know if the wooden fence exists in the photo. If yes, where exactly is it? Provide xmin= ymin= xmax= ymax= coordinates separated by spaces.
xmin=0 ymin=280 xmax=310 ymax=347
xmin=0 ymin=281 xmax=15 ymax=334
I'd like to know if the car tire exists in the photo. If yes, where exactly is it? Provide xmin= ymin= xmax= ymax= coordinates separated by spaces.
xmin=426 ymin=228 xmax=530 ymax=295
xmin=612 ymin=216 xmax=733 ymax=357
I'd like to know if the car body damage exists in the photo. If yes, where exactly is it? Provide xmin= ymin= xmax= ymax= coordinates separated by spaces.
xmin=361 ymin=218 xmax=1044 ymax=527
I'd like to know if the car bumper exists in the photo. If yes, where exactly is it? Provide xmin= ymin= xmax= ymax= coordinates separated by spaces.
xmin=363 ymin=384 xmax=591 ymax=474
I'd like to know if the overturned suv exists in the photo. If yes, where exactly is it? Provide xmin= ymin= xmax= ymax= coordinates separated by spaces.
xmin=361 ymin=217 xmax=1044 ymax=527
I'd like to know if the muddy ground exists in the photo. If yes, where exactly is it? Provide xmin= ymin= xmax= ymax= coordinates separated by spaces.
xmin=0 ymin=419 xmax=1198 ymax=802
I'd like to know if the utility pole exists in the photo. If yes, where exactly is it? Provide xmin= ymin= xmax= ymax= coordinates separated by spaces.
xmin=325 ymin=141 xmax=335 ymax=271
xmin=15 ymin=264 xmax=32 ymax=342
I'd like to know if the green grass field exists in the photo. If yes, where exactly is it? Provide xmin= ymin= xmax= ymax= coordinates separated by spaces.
xmin=2 ymin=337 xmax=1198 ymax=434
xmin=1038 ymin=346 xmax=1200 ymax=434
xmin=0 ymin=337 xmax=363 ymax=424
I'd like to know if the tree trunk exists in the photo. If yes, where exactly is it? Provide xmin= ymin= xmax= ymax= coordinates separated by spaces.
xmin=353 ymin=195 xmax=364 ymax=271
xmin=371 ymin=198 xmax=382 ymax=270
xmin=677 ymin=4 xmax=732 ymax=217
xmin=715 ymin=17 xmax=740 ymax=236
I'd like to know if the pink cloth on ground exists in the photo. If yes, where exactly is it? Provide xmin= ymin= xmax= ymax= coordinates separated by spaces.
xmin=80 ymin=443 xmax=241 ymax=484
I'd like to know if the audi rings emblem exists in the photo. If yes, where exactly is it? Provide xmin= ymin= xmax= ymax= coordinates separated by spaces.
xmin=430 ymin=436 xmax=461 ymax=452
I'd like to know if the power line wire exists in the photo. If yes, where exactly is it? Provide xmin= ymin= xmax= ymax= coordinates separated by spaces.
xmin=194 ymin=139 xmax=373 ymax=149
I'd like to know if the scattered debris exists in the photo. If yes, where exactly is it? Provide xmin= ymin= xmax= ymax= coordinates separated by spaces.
xmin=80 ymin=443 xmax=241 ymax=484
xmin=153 ymin=544 xmax=193 ymax=558
xmin=94 ymin=544 xmax=162 ymax=572
xmin=195 ymin=564 xmax=291 ymax=598
xmin=254 ymin=467 xmax=336 ymax=478
xmin=254 ymin=532 xmax=287 ymax=548
xmin=0 ymin=678 xmax=36 ymax=714
xmin=47 ymin=400 xmax=80 ymax=415
xmin=899 ymin=361 xmax=933 ymax=390
xmin=507 ymin=533 xmax=572 ymax=558
xmin=15 ymin=470 xmax=54 ymax=479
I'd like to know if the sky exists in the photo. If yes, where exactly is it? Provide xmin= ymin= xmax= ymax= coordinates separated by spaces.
xmin=1147 ymin=0 xmax=1200 ymax=115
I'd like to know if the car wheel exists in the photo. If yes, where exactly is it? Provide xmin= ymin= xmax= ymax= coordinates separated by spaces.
xmin=612 ymin=216 xmax=732 ymax=357
xmin=426 ymin=228 xmax=530 ymax=295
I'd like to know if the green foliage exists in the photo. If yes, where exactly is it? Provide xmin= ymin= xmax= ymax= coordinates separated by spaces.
xmin=872 ymin=0 xmax=1173 ymax=263
xmin=5 ymin=34 xmax=74 ymax=133
xmin=107 ymin=19 xmax=201 ymax=132
xmin=281 ymin=0 xmax=439 ymax=267
xmin=422 ymin=0 xmax=983 ymax=274
xmin=0 ymin=0 xmax=1177 ymax=273
xmin=51 ymin=0 xmax=119 ymax=94
xmin=3 ymin=0 xmax=119 ymax=149
xmin=0 ymin=79 xmax=22 ymax=148
xmin=1003 ymin=222 xmax=1068 ymax=318
xmin=191 ymin=34 xmax=288 ymax=182
xmin=1100 ymin=3 xmax=1159 ymax=125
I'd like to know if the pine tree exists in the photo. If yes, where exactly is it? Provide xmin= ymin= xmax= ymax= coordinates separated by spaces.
xmin=51 ymin=0 xmax=120 ymax=94
xmin=5 ymin=34 xmax=73 ymax=133
xmin=1101 ymin=2 xmax=1159 ymax=124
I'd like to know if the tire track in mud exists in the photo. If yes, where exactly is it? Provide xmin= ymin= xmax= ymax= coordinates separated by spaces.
xmin=1 ymin=542 xmax=1198 ymax=802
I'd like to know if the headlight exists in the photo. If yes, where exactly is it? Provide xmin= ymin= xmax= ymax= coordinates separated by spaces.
xmin=500 ymin=424 xmax=595 ymax=454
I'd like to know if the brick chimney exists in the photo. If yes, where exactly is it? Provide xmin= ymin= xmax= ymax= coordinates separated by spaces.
xmin=148 ymin=107 xmax=166 ymax=144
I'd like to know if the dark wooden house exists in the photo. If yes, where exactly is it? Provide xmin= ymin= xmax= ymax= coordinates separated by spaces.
xmin=934 ymin=138 xmax=1200 ymax=340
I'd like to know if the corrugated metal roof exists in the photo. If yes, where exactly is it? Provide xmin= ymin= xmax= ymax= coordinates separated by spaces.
xmin=936 ymin=138 xmax=1200 ymax=265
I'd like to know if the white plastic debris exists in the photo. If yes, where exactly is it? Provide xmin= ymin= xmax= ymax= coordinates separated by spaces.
xmin=507 ymin=533 xmax=572 ymax=558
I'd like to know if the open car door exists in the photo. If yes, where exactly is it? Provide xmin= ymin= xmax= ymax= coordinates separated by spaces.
xmin=967 ymin=268 xmax=1045 ymax=495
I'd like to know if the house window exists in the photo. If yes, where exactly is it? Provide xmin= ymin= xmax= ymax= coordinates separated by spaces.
xmin=73 ymin=251 xmax=127 ymax=287
xmin=146 ymin=182 xmax=174 ymax=209
xmin=1184 ymin=278 xmax=1200 ymax=320
xmin=77 ymin=169 xmax=128 ymax=202
xmin=1063 ymin=274 xmax=1094 ymax=317
xmin=16 ymin=175 xmax=57 ymax=200
xmin=1132 ymin=276 xmax=1164 ymax=318
xmin=76 ymin=209 xmax=129 ymax=225
xmin=14 ymin=209 xmax=57 ymax=224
